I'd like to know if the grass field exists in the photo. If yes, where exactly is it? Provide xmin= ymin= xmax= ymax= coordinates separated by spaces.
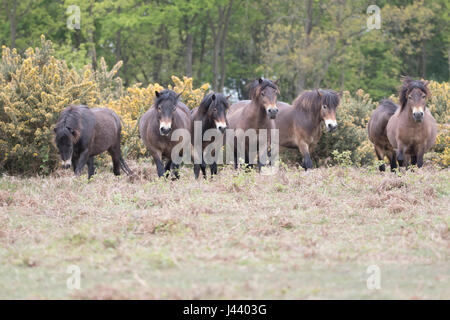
xmin=0 ymin=160 xmax=449 ymax=299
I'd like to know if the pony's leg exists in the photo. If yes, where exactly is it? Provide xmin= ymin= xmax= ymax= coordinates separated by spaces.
xmin=164 ymin=160 xmax=172 ymax=172
xmin=416 ymin=152 xmax=425 ymax=168
xmin=170 ymin=162 xmax=180 ymax=180
xmin=108 ymin=148 xmax=121 ymax=176
xmin=411 ymin=155 xmax=417 ymax=166
xmin=87 ymin=156 xmax=95 ymax=179
xmin=151 ymin=151 xmax=165 ymax=177
xmin=298 ymin=142 xmax=313 ymax=171
xmin=75 ymin=149 xmax=90 ymax=175
xmin=200 ymin=159 xmax=207 ymax=179
xmin=404 ymin=154 xmax=411 ymax=170
xmin=194 ymin=164 xmax=201 ymax=179
xmin=233 ymin=151 xmax=238 ymax=170
xmin=375 ymin=146 xmax=385 ymax=172
xmin=210 ymin=162 xmax=218 ymax=176
xmin=388 ymin=151 xmax=397 ymax=172
xmin=71 ymin=155 xmax=79 ymax=173
xmin=396 ymin=148 xmax=405 ymax=167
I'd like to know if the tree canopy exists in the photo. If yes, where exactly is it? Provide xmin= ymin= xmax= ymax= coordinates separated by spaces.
xmin=1 ymin=0 xmax=448 ymax=101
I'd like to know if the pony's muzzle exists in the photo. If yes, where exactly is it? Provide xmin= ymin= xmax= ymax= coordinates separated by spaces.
xmin=160 ymin=122 xmax=172 ymax=136
xmin=325 ymin=119 xmax=338 ymax=132
xmin=61 ymin=159 xmax=71 ymax=169
xmin=413 ymin=111 xmax=424 ymax=122
xmin=267 ymin=107 xmax=278 ymax=119
xmin=215 ymin=121 xmax=227 ymax=134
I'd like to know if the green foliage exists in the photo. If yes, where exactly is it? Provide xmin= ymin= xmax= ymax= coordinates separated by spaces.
xmin=331 ymin=150 xmax=353 ymax=168
xmin=313 ymin=90 xmax=376 ymax=166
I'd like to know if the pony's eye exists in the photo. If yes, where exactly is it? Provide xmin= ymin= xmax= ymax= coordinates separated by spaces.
xmin=261 ymin=92 xmax=265 ymax=96
xmin=408 ymin=95 xmax=412 ymax=99
xmin=322 ymin=105 xmax=327 ymax=109
xmin=422 ymin=95 xmax=426 ymax=99
xmin=213 ymin=108 xmax=217 ymax=113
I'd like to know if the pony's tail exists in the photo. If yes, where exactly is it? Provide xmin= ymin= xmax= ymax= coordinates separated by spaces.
xmin=120 ymin=155 xmax=133 ymax=175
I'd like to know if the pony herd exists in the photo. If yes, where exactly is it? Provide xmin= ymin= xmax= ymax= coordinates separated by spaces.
xmin=54 ymin=77 xmax=437 ymax=179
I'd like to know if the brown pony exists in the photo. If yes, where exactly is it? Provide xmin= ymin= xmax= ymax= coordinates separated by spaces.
xmin=227 ymin=78 xmax=280 ymax=168
xmin=386 ymin=78 xmax=437 ymax=168
xmin=368 ymin=99 xmax=398 ymax=171
xmin=139 ymin=90 xmax=191 ymax=178
xmin=275 ymin=89 xmax=339 ymax=170
xmin=191 ymin=92 xmax=229 ymax=179
xmin=54 ymin=105 xmax=132 ymax=178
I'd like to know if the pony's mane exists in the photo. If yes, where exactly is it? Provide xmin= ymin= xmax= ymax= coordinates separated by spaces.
xmin=293 ymin=89 xmax=339 ymax=112
xmin=155 ymin=89 xmax=180 ymax=107
xmin=248 ymin=79 xmax=279 ymax=100
xmin=55 ymin=105 xmax=85 ymax=142
xmin=198 ymin=93 xmax=229 ymax=113
xmin=399 ymin=77 xmax=431 ymax=110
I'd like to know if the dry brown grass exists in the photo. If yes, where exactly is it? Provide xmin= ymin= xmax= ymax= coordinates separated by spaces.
xmin=0 ymin=161 xmax=449 ymax=299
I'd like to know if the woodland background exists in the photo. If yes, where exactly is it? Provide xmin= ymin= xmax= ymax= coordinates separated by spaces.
xmin=1 ymin=0 xmax=448 ymax=99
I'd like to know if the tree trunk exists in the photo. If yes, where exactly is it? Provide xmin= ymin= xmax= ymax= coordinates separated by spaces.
xmin=6 ymin=0 xmax=17 ymax=48
xmin=420 ymin=40 xmax=426 ymax=78
xmin=186 ymin=33 xmax=193 ymax=77
xmin=116 ymin=7 xmax=122 ymax=63
xmin=88 ymin=3 xmax=97 ymax=70
xmin=209 ymin=0 xmax=234 ymax=92
xmin=218 ymin=0 xmax=234 ymax=91
xmin=297 ymin=74 xmax=305 ymax=93
xmin=212 ymin=37 xmax=220 ymax=91
xmin=197 ymin=22 xmax=207 ymax=80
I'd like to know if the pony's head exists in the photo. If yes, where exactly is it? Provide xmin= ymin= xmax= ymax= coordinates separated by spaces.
xmin=199 ymin=93 xmax=230 ymax=133
xmin=399 ymin=77 xmax=430 ymax=123
xmin=249 ymin=78 xmax=280 ymax=119
xmin=317 ymin=89 xmax=340 ymax=132
xmin=54 ymin=106 xmax=82 ymax=168
xmin=155 ymin=90 xmax=182 ymax=136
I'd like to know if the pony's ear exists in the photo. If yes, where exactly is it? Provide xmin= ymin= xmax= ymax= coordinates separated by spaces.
xmin=176 ymin=92 xmax=183 ymax=100
xmin=274 ymin=79 xmax=281 ymax=94
xmin=423 ymin=80 xmax=430 ymax=87
xmin=258 ymin=78 xmax=263 ymax=84
xmin=401 ymin=76 xmax=412 ymax=85
xmin=155 ymin=91 xmax=160 ymax=98
xmin=211 ymin=94 xmax=216 ymax=101
xmin=226 ymin=94 xmax=232 ymax=100
xmin=317 ymin=90 xmax=323 ymax=97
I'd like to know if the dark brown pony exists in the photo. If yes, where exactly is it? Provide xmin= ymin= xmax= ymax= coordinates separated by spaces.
xmin=368 ymin=99 xmax=398 ymax=171
xmin=139 ymin=90 xmax=191 ymax=178
xmin=191 ymin=92 xmax=229 ymax=179
xmin=227 ymin=78 xmax=280 ymax=168
xmin=54 ymin=105 xmax=132 ymax=178
xmin=386 ymin=77 xmax=437 ymax=168
xmin=275 ymin=89 xmax=339 ymax=170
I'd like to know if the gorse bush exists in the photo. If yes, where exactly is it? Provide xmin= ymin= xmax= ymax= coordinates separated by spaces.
xmin=312 ymin=89 xmax=376 ymax=166
xmin=427 ymin=81 xmax=450 ymax=168
xmin=0 ymin=36 xmax=99 ymax=174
